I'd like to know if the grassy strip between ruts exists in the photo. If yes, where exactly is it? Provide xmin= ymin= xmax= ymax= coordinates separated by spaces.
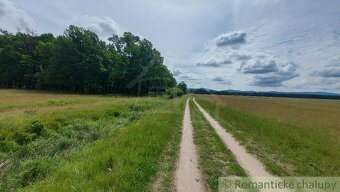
xmin=25 ymin=96 xmax=187 ymax=192
xmin=189 ymin=99 xmax=247 ymax=191
xmin=195 ymin=96 xmax=340 ymax=177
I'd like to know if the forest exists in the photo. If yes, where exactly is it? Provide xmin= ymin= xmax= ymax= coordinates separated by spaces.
xmin=0 ymin=26 xmax=177 ymax=95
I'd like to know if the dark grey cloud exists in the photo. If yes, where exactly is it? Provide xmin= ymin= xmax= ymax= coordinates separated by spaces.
xmin=0 ymin=0 xmax=10 ymax=17
xmin=252 ymin=73 xmax=299 ymax=87
xmin=0 ymin=3 xmax=5 ymax=17
xmin=172 ymin=69 xmax=183 ymax=76
xmin=333 ymin=29 xmax=340 ymax=41
xmin=311 ymin=57 xmax=340 ymax=77
xmin=215 ymin=30 xmax=247 ymax=47
xmin=247 ymin=60 xmax=299 ymax=87
xmin=196 ymin=59 xmax=232 ymax=67
xmin=211 ymin=77 xmax=232 ymax=85
xmin=242 ymin=60 xmax=278 ymax=74
xmin=178 ymin=75 xmax=201 ymax=81
xmin=311 ymin=69 xmax=340 ymax=77
xmin=325 ymin=57 xmax=340 ymax=67
xmin=319 ymin=78 xmax=340 ymax=85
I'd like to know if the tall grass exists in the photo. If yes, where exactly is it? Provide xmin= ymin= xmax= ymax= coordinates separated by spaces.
xmin=0 ymin=89 xmax=163 ymax=139
xmin=0 ymin=89 xmax=169 ymax=191
xmin=25 ymin=96 xmax=187 ymax=191
xmin=196 ymin=95 xmax=340 ymax=176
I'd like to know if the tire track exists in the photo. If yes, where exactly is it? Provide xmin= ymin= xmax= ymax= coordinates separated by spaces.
xmin=175 ymin=98 xmax=205 ymax=192
xmin=193 ymin=98 xmax=273 ymax=177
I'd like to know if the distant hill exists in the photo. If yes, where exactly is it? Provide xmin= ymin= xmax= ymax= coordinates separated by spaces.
xmin=264 ymin=91 xmax=340 ymax=96
xmin=189 ymin=88 xmax=340 ymax=96
xmin=224 ymin=89 xmax=256 ymax=94
xmin=189 ymin=88 xmax=340 ymax=99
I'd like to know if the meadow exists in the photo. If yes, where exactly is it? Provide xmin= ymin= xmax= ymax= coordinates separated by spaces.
xmin=195 ymin=95 xmax=340 ymax=176
xmin=0 ymin=89 xmax=187 ymax=191
xmin=2 ymin=89 xmax=339 ymax=191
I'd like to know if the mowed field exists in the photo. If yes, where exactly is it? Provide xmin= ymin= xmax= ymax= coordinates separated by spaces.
xmin=195 ymin=94 xmax=340 ymax=176
xmin=0 ymin=89 xmax=187 ymax=191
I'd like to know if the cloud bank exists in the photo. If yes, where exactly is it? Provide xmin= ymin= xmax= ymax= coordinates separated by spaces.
xmin=195 ymin=29 xmax=300 ymax=88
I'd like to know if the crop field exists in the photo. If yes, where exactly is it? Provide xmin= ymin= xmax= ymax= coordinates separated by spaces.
xmin=195 ymin=95 xmax=340 ymax=177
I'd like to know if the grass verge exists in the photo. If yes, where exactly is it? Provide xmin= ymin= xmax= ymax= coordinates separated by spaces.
xmin=189 ymin=99 xmax=247 ymax=191
xmin=195 ymin=96 xmax=339 ymax=176
xmin=151 ymin=117 xmax=182 ymax=192
xmin=24 ymin=96 xmax=187 ymax=192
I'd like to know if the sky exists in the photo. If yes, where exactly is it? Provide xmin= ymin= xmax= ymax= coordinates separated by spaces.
xmin=1 ymin=0 xmax=340 ymax=93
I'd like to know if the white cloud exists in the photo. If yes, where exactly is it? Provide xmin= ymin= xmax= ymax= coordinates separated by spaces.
xmin=241 ymin=59 xmax=278 ymax=74
xmin=74 ymin=15 xmax=121 ymax=39
xmin=215 ymin=30 xmax=247 ymax=47
xmin=196 ymin=58 xmax=232 ymax=67
xmin=0 ymin=0 xmax=35 ymax=32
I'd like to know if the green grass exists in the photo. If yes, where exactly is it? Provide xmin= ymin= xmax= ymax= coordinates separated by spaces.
xmin=189 ymin=99 xmax=247 ymax=191
xmin=0 ymin=93 xmax=162 ymax=140
xmin=23 ymin=96 xmax=187 ymax=192
xmin=195 ymin=96 xmax=340 ymax=177
xmin=0 ymin=96 xmax=164 ymax=191
xmin=151 ymin=111 xmax=183 ymax=192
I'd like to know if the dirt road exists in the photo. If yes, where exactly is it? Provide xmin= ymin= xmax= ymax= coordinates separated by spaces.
xmin=175 ymin=98 xmax=205 ymax=192
xmin=193 ymin=98 xmax=273 ymax=177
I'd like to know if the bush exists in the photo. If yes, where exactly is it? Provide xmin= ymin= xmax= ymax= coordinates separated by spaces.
xmin=14 ymin=132 xmax=37 ymax=145
xmin=106 ymin=109 xmax=121 ymax=117
xmin=0 ymin=140 xmax=20 ymax=152
xmin=14 ymin=120 xmax=46 ymax=145
xmin=27 ymin=120 xmax=45 ymax=136
xmin=167 ymin=87 xmax=183 ymax=99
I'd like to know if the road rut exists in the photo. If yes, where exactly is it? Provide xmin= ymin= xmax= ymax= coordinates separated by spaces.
xmin=175 ymin=98 xmax=205 ymax=192
xmin=193 ymin=98 xmax=273 ymax=177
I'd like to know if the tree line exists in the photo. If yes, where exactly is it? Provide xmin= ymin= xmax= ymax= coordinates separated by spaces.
xmin=0 ymin=25 xmax=180 ymax=95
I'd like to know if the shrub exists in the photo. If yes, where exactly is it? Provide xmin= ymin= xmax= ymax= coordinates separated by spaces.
xmin=14 ymin=120 xmax=46 ymax=145
xmin=167 ymin=87 xmax=183 ymax=99
xmin=106 ymin=109 xmax=121 ymax=117
xmin=19 ymin=159 xmax=53 ymax=187
xmin=27 ymin=120 xmax=46 ymax=136
xmin=14 ymin=131 xmax=37 ymax=145
xmin=0 ymin=140 xmax=20 ymax=152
